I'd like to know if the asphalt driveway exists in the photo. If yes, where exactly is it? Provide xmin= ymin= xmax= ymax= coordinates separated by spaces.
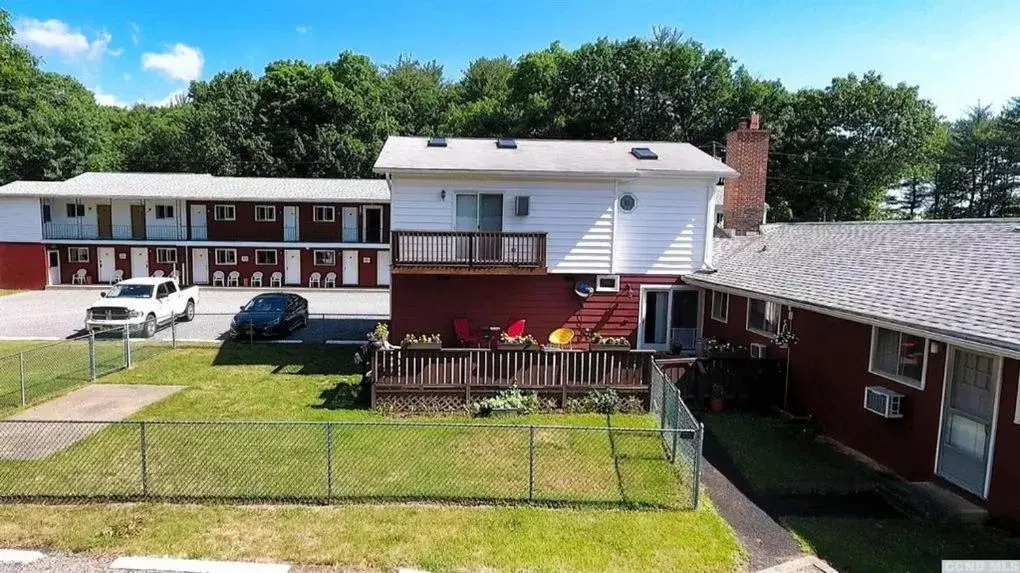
xmin=0 ymin=288 xmax=389 ymax=342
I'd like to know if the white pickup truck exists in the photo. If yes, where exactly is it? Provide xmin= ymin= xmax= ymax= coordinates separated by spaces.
xmin=86 ymin=277 xmax=199 ymax=337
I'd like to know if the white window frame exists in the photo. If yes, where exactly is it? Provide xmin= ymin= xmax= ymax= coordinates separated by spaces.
xmin=214 ymin=204 xmax=236 ymax=221
xmin=746 ymin=297 xmax=782 ymax=337
xmin=214 ymin=248 xmax=237 ymax=266
xmin=313 ymin=206 xmax=335 ymax=223
xmin=711 ymin=291 xmax=729 ymax=323
xmin=868 ymin=326 xmax=929 ymax=390
xmin=155 ymin=204 xmax=175 ymax=220
xmin=313 ymin=249 xmax=335 ymax=266
xmin=255 ymin=205 xmax=276 ymax=222
xmin=67 ymin=247 xmax=89 ymax=263
xmin=255 ymin=249 xmax=278 ymax=266
xmin=66 ymin=203 xmax=85 ymax=218
xmin=595 ymin=275 xmax=620 ymax=293
xmin=155 ymin=248 xmax=178 ymax=264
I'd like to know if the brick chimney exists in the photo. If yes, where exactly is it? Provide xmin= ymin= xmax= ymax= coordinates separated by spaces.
xmin=722 ymin=112 xmax=770 ymax=234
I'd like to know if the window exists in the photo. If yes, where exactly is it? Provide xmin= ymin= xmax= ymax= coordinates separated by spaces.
xmin=67 ymin=247 xmax=89 ymax=263
xmin=156 ymin=282 xmax=171 ymax=299
xmin=155 ymin=205 xmax=175 ymax=219
xmin=313 ymin=250 xmax=335 ymax=266
xmin=595 ymin=275 xmax=620 ymax=293
xmin=630 ymin=147 xmax=658 ymax=160
xmin=869 ymin=327 xmax=927 ymax=389
xmin=214 ymin=248 xmax=237 ymax=265
xmin=711 ymin=291 xmax=729 ymax=323
xmin=155 ymin=248 xmax=177 ymax=264
xmin=746 ymin=298 xmax=781 ymax=336
xmin=313 ymin=206 xmax=335 ymax=222
xmin=255 ymin=205 xmax=276 ymax=222
xmin=214 ymin=205 xmax=236 ymax=221
xmin=42 ymin=205 xmax=51 ymax=223
xmin=66 ymin=203 xmax=85 ymax=218
xmin=618 ymin=193 xmax=637 ymax=212
xmin=255 ymin=249 xmax=278 ymax=265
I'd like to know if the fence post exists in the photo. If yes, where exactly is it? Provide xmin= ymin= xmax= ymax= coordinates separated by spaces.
xmin=693 ymin=422 xmax=703 ymax=510
xmin=88 ymin=331 xmax=96 ymax=381
xmin=18 ymin=352 xmax=26 ymax=406
xmin=139 ymin=421 xmax=149 ymax=496
xmin=659 ymin=373 xmax=668 ymax=429
xmin=325 ymin=422 xmax=333 ymax=502
xmin=528 ymin=425 xmax=536 ymax=501
xmin=171 ymin=312 xmax=177 ymax=349
xmin=123 ymin=326 xmax=133 ymax=369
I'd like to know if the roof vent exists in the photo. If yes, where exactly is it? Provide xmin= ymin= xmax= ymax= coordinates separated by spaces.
xmin=631 ymin=147 xmax=658 ymax=160
xmin=427 ymin=137 xmax=447 ymax=148
xmin=496 ymin=137 xmax=518 ymax=149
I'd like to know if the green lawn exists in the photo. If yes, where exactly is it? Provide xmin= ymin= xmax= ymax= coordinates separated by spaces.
xmin=704 ymin=412 xmax=1020 ymax=573
xmin=0 ymin=290 xmax=24 ymax=297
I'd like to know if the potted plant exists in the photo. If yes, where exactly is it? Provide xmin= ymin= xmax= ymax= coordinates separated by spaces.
xmin=709 ymin=381 xmax=727 ymax=412
xmin=496 ymin=332 xmax=538 ymax=351
xmin=774 ymin=322 xmax=799 ymax=349
xmin=400 ymin=332 xmax=443 ymax=350
xmin=588 ymin=332 xmax=631 ymax=351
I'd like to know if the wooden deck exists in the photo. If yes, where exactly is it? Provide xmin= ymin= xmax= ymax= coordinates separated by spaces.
xmin=391 ymin=230 xmax=547 ymax=274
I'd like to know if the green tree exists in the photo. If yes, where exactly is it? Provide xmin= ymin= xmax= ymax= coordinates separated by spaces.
xmin=188 ymin=69 xmax=270 ymax=175
xmin=382 ymin=56 xmax=451 ymax=136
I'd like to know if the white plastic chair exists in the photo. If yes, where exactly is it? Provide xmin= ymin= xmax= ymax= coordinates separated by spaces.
xmin=251 ymin=271 xmax=263 ymax=288
xmin=170 ymin=269 xmax=180 ymax=279
xmin=308 ymin=272 xmax=321 ymax=288
xmin=212 ymin=270 xmax=225 ymax=287
xmin=270 ymin=272 xmax=283 ymax=288
xmin=72 ymin=269 xmax=87 ymax=285
xmin=152 ymin=269 xmax=165 ymax=278
xmin=227 ymin=270 xmax=240 ymax=287
xmin=324 ymin=272 xmax=337 ymax=288
xmin=113 ymin=269 xmax=124 ymax=283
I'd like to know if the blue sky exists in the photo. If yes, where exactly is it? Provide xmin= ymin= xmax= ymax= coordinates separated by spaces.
xmin=7 ymin=0 xmax=1019 ymax=117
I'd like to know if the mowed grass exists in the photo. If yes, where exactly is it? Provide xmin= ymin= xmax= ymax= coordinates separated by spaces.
xmin=0 ymin=290 xmax=23 ymax=297
xmin=0 ymin=343 xmax=692 ymax=508
xmin=0 ymin=503 xmax=742 ymax=573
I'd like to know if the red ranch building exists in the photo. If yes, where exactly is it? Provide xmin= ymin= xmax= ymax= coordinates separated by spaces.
xmin=0 ymin=173 xmax=391 ymax=290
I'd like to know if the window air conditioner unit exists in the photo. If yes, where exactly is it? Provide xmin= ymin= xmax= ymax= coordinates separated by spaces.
xmin=864 ymin=386 xmax=904 ymax=419
xmin=515 ymin=196 xmax=530 ymax=216
xmin=749 ymin=343 xmax=767 ymax=359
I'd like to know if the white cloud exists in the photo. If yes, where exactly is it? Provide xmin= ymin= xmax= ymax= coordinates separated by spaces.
xmin=15 ymin=18 xmax=120 ymax=61
xmin=91 ymin=86 xmax=129 ymax=108
xmin=296 ymin=26 xmax=309 ymax=34
xmin=141 ymin=43 xmax=204 ymax=82
xmin=130 ymin=22 xmax=140 ymax=46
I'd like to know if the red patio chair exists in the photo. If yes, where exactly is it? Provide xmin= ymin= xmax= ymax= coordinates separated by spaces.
xmin=453 ymin=317 xmax=479 ymax=347
xmin=505 ymin=319 xmax=526 ymax=338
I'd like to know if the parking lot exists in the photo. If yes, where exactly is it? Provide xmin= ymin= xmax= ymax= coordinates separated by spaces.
xmin=0 ymin=288 xmax=389 ymax=342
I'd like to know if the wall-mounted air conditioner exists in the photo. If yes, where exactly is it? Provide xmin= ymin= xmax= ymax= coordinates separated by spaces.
xmin=864 ymin=386 xmax=904 ymax=419
xmin=750 ymin=343 xmax=767 ymax=359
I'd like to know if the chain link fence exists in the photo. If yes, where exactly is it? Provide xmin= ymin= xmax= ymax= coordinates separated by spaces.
xmin=650 ymin=359 xmax=704 ymax=509
xmin=0 ymin=419 xmax=697 ymax=508
xmin=151 ymin=313 xmax=385 ymax=345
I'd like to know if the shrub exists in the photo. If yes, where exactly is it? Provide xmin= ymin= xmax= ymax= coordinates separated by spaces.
xmin=586 ymin=389 xmax=622 ymax=414
xmin=469 ymin=388 xmax=539 ymax=416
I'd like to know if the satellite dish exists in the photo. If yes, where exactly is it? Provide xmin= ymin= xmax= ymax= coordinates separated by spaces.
xmin=574 ymin=281 xmax=594 ymax=299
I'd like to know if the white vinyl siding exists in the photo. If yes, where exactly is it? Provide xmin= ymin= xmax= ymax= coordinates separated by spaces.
xmin=0 ymin=198 xmax=43 ymax=242
xmin=613 ymin=179 xmax=708 ymax=275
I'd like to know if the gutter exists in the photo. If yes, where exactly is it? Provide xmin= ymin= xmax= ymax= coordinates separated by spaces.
xmin=683 ymin=274 xmax=1020 ymax=360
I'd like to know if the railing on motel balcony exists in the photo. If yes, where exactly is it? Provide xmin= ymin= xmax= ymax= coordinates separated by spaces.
xmin=391 ymin=230 xmax=547 ymax=270
xmin=42 ymin=223 xmax=203 ymax=241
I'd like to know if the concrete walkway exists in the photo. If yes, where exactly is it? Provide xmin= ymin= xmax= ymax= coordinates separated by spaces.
xmin=0 ymin=385 xmax=182 ymax=460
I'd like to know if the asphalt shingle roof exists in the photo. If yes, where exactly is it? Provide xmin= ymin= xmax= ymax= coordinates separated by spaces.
xmin=374 ymin=136 xmax=738 ymax=178
xmin=689 ymin=219 xmax=1020 ymax=355
xmin=0 ymin=173 xmax=389 ymax=202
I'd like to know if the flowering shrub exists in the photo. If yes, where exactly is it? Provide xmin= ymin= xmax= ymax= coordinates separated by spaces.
xmin=499 ymin=332 xmax=538 ymax=345
xmin=590 ymin=332 xmax=630 ymax=346
xmin=775 ymin=321 xmax=799 ymax=348
xmin=703 ymin=338 xmax=746 ymax=354
xmin=401 ymin=332 xmax=442 ymax=345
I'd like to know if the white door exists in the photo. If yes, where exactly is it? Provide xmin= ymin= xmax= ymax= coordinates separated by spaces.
xmin=47 ymin=250 xmax=61 ymax=285
xmin=190 ymin=204 xmax=207 ymax=240
xmin=377 ymin=251 xmax=391 ymax=286
xmin=341 ymin=207 xmax=359 ymax=242
xmin=130 ymin=247 xmax=149 ymax=278
xmin=97 ymin=247 xmax=116 ymax=283
xmin=284 ymin=249 xmax=301 ymax=285
xmin=284 ymin=206 xmax=299 ymax=241
xmin=342 ymin=250 xmax=358 ymax=285
xmin=191 ymin=248 xmax=209 ymax=284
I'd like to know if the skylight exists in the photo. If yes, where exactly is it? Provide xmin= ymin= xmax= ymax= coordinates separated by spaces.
xmin=427 ymin=137 xmax=447 ymax=148
xmin=496 ymin=137 xmax=518 ymax=149
xmin=631 ymin=147 xmax=658 ymax=160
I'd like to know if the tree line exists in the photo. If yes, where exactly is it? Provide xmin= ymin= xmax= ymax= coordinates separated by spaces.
xmin=2 ymin=12 xmax=1017 ymax=221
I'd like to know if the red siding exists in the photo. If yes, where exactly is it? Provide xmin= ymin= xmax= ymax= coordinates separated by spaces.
xmin=700 ymin=289 xmax=1020 ymax=525
xmin=58 ymin=245 xmax=98 ymax=284
xmin=390 ymin=274 xmax=682 ymax=345
xmin=192 ymin=201 xmax=287 ymax=242
xmin=0 ymin=243 xmax=47 ymax=289
xmin=298 ymin=204 xmax=342 ymax=242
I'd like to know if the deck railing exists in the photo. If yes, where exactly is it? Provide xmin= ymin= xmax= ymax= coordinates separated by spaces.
xmin=391 ymin=230 xmax=547 ymax=270
xmin=371 ymin=347 xmax=653 ymax=406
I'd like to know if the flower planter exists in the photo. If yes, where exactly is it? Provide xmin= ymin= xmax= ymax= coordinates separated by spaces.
xmin=402 ymin=343 xmax=442 ymax=351
xmin=589 ymin=344 xmax=631 ymax=352
xmin=496 ymin=343 xmax=537 ymax=351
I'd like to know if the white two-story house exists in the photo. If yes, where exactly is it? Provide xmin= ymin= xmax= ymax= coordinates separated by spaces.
xmin=373 ymin=134 xmax=740 ymax=350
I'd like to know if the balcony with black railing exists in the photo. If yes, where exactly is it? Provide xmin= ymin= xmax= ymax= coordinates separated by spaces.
xmin=391 ymin=230 xmax=547 ymax=274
